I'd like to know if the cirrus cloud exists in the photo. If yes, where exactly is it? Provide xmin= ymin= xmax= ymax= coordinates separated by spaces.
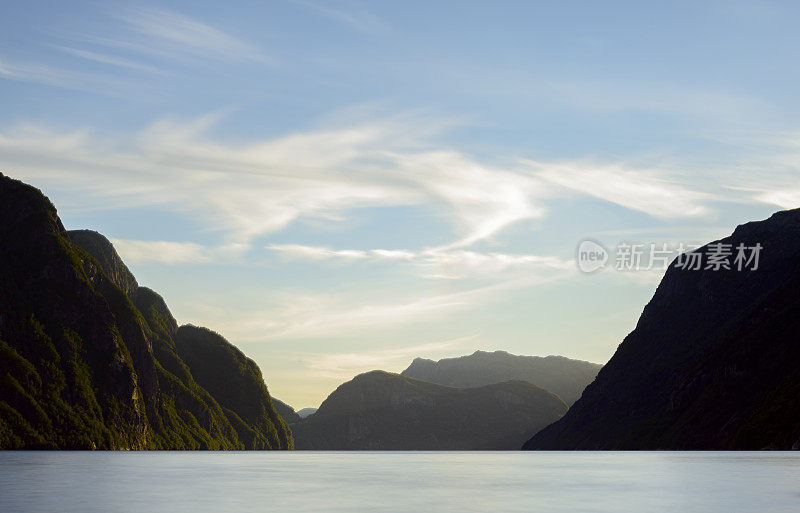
xmin=0 ymin=111 xmax=726 ymax=258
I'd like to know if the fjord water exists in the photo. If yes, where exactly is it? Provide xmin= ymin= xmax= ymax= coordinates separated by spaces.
xmin=1 ymin=452 xmax=799 ymax=512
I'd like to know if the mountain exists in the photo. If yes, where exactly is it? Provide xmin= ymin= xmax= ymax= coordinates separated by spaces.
xmin=272 ymin=398 xmax=301 ymax=424
xmin=296 ymin=408 xmax=317 ymax=419
xmin=402 ymin=351 xmax=601 ymax=405
xmin=291 ymin=370 xmax=567 ymax=450
xmin=0 ymin=174 xmax=292 ymax=449
xmin=525 ymin=208 xmax=800 ymax=450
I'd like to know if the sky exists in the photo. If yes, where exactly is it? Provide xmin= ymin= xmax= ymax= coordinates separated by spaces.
xmin=1 ymin=1 xmax=799 ymax=409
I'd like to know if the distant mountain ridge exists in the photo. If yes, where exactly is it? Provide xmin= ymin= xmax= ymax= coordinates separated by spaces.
xmin=525 ymin=208 xmax=800 ymax=450
xmin=296 ymin=408 xmax=317 ymax=418
xmin=402 ymin=350 xmax=601 ymax=405
xmin=291 ymin=370 xmax=567 ymax=450
xmin=0 ymin=174 xmax=293 ymax=449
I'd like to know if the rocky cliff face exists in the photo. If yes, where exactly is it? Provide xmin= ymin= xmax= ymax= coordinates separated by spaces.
xmin=403 ymin=351 xmax=601 ymax=406
xmin=291 ymin=370 xmax=567 ymax=450
xmin=67 ymin=230 xmax=139 ymax=298
xmin=525 ymin=208 xmax=800 ymax=450
xmin=0 ymin=174 xmax=293 ymax=449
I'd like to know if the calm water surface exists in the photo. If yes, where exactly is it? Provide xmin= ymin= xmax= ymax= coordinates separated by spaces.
xmin=1 ymin=451 xmax=798 ymax=512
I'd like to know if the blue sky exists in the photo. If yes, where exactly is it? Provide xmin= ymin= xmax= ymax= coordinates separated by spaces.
xmin=1 ymin=1 xmax=799 ymax=408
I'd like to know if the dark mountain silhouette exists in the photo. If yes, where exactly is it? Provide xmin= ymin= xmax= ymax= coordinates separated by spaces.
xmin=296 ymin=407 xmax=317 ymax=418
xmin=272 ymin=398 xmax=301 ymax=424
xmin=402 ymin=350 xmax=601 ymax=406
xmin=291 ymin=370 xmax=567 ymax=450
xmin=0 ymin=174 xmax=292 ymax=449
xmin=525 ymin=208 xmax=800 ymax=450
xmin=67 ymin=229 xmax=139 ymax=298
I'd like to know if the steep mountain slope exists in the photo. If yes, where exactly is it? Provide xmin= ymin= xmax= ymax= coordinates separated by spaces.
xmin=525 ymin=208 xmax=800 ymax=450
xmin=402 ymin=350 xmax=601 ymax=406
xmin=272 ymin=398 xmax=301 ymax=424
xmin=174 ymin=325 xmax=292 ymax=449
xmin=67 ymin=229 xmax=139 ymax=297
xmin=0 ymin=174 xmax=292 ymax=449
xmin=291 ymin=371 xmax=567 ymax=450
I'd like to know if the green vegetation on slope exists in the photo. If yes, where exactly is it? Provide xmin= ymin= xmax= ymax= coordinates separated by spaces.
xmin=175 ymin=325 xmax=293 ymax=450
xmin=0 ymin=173 xmax=292 ymax=449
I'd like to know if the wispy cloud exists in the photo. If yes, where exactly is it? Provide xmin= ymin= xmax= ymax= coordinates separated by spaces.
xmin=191 ymin=276 xmax=547 ymax=342
xmin=108 ymin=235 xmax=575 ymax=278
xmin=301 ymin=336 xmax=476 ymax=379
xmin=752 ymin=189 xmax=800 ymax=210
xmin=0 ymin=6 xmax=266 ymax=96
xmin=0 ymin=58 xmax=148 ymax=97
xmin=292 ymin=0 xmax=388 ymax=35
xmin=5 ymin=110 xmax=766 ymax=258
xmin=0 ymin=117 xmax=412 ymax=242
xmin=267 ymin=244 xmax=573 ymax=279
xmin=542 ymin=80 xmax=771 ymax=123
xmin=267 ymin=244 xmax=371 ymax=260
xmin=54 ymin=46 xmax=163 ymax=74
xmin=107 ymin=6 xmax=270 ymax=64
xmin=522 ymin=159 xmax=712 ymax=219
xmin=111 ymin=239 xmax=248 ymax=264
xmin=395 ymin=151 xmax=546 ymax=249
xmin=0 ymin=113 xmax=549 ymax=249
xmin=214 ymin=290 xmax=473 ymax=340
xmin=699 ymin=132 xmax=800 ymax=211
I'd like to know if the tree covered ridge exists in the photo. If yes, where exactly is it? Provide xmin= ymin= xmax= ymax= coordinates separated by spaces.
xmin=0 ymin=173 xmax=293 ymax=449
xmin=291 ymin=370 xmax=567 ymax=450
